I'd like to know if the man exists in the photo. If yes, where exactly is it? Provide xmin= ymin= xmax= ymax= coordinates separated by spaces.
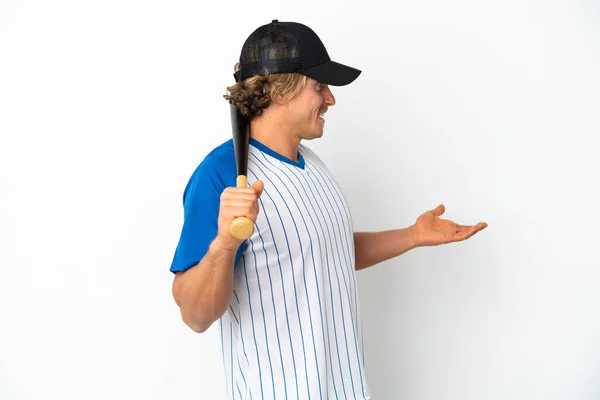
xmin=169 ymin=19 xmax=487 ymax=400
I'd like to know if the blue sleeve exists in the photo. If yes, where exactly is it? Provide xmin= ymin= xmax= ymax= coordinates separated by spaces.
xmin=169 ymin=143 xmax=245 ymax=273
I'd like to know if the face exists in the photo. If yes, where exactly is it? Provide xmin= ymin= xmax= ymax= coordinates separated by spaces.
xmin=282 ymin=77 xmax=336 ymax=140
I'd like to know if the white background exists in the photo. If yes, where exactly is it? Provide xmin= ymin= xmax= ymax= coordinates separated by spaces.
xmin=1 ymin=0 xmax=599 ymax=399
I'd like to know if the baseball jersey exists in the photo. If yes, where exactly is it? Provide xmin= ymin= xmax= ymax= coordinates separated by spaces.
xmin=170 ymin=137 xmax=371 ymax=400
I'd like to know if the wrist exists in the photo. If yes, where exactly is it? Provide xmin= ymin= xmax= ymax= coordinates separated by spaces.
xmin=212 ymin=235 xmax=242 ymax=253
xmin=407 ymin=224 xmax=421 ymax=249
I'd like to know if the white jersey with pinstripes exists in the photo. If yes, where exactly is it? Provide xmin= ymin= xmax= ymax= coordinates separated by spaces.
xmin=219 ymin=139 xmax=371 ymax=400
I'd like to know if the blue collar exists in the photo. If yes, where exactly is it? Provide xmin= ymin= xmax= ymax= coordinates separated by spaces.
xmin=249 ymin=137 xmax=305 ymax=169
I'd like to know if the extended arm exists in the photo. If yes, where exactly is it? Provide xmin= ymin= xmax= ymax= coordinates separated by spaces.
xmin=354 ymin=227 xmax=417 ymax=271
xmin=354 ymin=204 xmax=487 ymax=271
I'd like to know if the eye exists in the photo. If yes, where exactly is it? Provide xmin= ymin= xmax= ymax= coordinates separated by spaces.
xmin=315 ymin=82 xmax=323 ymax=92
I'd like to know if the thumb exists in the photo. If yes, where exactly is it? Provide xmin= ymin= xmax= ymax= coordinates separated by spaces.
xmin=430 ymin=204 xmax=445 ymax=217
xmin=251 ymin=180 xmax=264 ymax=198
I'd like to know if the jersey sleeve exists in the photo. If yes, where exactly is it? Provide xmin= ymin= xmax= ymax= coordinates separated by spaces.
xmin=169 ymin=144 xmax=245 ymax=273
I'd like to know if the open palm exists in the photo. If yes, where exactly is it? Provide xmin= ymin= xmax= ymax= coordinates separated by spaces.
xmin=414 ymin=204 xmax=488 ymax=247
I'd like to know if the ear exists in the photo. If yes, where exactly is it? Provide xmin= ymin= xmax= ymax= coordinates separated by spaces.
xmin=274 ymin=93 xmax=287 ymax=106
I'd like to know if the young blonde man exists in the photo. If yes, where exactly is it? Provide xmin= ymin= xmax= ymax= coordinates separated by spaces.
xmin=170 ymin=19 xmax=487 ymax=400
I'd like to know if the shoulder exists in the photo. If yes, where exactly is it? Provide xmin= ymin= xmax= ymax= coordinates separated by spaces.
xmin=197 ymin=139 xmax=235 ymax=172
xmin=183 ymin=139 xmax=237 ymax=203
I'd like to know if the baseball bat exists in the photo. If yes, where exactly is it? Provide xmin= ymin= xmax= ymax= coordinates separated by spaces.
xmin=229 ymin=104 xmax=254 ymax=240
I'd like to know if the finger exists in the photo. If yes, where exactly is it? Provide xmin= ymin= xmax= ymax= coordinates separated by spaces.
xmin=453 ymin=226 xmax=483 ymax=242
xmin=222 ymin=192 xmax=259 ymax=202
xmin=457 ymin=222 xmax=488 ymax=232
xmin=251 ymin=180 xmax=264 ymax=198
xmin=223 ymin=199 xmax=257 ymax=208
xmin=430 ymin=204 xmax=445 ymax=217
xmin=471 ymin=222 xmax=488 ymax=232
xmin=451 ymin=230 xmax=471 ymax=242
xmin=223 ymin=187 xmax=260 ymax=196
xmin=226 ymin=207 xmax=259 ymax=222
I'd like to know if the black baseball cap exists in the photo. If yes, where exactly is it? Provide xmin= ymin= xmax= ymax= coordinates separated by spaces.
xmin=233 ymin=20 xmax=361 ymax=86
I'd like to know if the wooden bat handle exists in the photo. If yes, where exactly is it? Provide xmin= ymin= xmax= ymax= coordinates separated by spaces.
xmin=230 ymin=175 xmax=254 ymax=240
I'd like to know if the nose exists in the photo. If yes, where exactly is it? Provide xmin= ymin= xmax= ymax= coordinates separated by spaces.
xmin=322 ymin=84 xmax=336 ymax=106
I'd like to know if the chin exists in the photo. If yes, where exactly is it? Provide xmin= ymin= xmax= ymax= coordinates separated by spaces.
xmin=309 ymin=131 xmax=324 ymax=140
xmin=299 ymin=129 xmax=323 ymax=141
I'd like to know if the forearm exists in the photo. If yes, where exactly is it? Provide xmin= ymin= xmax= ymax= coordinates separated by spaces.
xmin=354 ymin=226 xmax=418 ymax=271
xmin=172 ymin=238 xmax=238 ymax=333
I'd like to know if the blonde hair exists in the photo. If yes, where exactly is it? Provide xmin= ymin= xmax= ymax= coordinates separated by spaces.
xmin=223 ymin=62 xmax=307 ymax=119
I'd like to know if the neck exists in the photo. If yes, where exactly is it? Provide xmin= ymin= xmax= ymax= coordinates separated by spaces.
xmin=249 ymin=112 xmax=301 ymax=162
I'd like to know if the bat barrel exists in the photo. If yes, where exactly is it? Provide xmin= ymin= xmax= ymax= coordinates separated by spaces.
xmin=229 ymin=105 xmax=254 ymax=240
xmin=230 ymin=105 xmax=249 ymax=177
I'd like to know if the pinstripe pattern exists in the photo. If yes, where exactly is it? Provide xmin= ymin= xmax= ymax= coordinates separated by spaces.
xmin=219 ymin=141 xmax=370 ymax=400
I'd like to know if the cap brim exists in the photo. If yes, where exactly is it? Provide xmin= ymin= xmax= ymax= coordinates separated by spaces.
xmin=301 ymin=61 xmax=361 ymax=86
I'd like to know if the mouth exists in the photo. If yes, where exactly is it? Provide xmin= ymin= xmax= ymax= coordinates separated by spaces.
xmin=318 ymin=108 xmax=327 ymax=122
